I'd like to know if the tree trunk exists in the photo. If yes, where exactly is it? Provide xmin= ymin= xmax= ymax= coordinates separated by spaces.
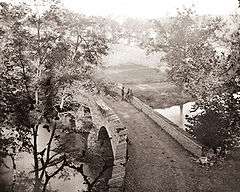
xmin=88 ymin=185 xmax=93 ymax=192
xmin=42 ymin=177 xmax=50 ymax=192
xmin=33 ymin=124 xmax=40 ymax=192
xmin=179 ymin=103 xmax=184 ymax=127
xmin=35 ymin=90 xmax=39 ymax=105
xmin=33 ymin=180 xmax=41 ymax=192
xmin=10 ymin=155 xmax=16 ymax=192
xmin=60 ymin=95 xmax=65 ymax=110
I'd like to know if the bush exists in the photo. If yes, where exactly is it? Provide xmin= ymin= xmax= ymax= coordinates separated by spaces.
xmin=186 ymin=94 xmax=240 ymax=153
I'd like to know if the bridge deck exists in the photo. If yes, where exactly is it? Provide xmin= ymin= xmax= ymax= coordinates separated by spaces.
xmin=103 ymin=97 xmax=221 ymax=192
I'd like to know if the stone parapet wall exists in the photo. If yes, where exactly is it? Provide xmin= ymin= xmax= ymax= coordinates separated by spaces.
xmin=95 ymin=97 xmax=127 ymax=192
xmin=131 ymin=96 xmax=202 ymax=157
xmin=115 ymin=85 xmax=202 ymax=157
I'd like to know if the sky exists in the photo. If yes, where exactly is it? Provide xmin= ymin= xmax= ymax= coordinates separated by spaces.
xmin=62 ymin=0 xmax=239 ymax=18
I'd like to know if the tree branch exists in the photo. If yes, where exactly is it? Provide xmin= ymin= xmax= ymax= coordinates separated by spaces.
xmin=40 ymin=121 xmax=57 ymax=180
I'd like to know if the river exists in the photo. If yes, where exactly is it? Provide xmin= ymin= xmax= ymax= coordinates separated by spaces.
xmin=2 ymin=127 xmax=87 ymax=192
xmin=154 ymin=102 xmax=200 ymax=129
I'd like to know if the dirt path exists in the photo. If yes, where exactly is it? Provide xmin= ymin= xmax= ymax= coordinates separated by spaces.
xmin=105 ymin=99 xmax=240 ymax=192
xmin=102 ymin=95 xmax=240 ymax=192
xmin=103 ymin=98 xmax=200 ymax=192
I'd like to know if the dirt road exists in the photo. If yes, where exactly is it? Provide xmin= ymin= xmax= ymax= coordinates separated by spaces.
xmin=103 ymin=98 xmax=240 ymax=192
xmin=104 ymin=98 xmax=196 ymax=192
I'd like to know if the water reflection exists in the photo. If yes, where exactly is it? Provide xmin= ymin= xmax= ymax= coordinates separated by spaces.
xmin=155 ymin=102 xmax=200 ymax=129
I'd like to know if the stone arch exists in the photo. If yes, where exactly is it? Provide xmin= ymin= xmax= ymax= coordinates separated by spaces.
xmin=96 ymin=123 xmax=127 ymax=192
xmin=83 ymin=126 xmax=114 ymax=192
xmin=98 ymin=126 xmax=114 ymax=166
xmin=86 ymin=97 xmax=127 ymax=191
xmin=92 ymin=121 xmax=127 ymax=192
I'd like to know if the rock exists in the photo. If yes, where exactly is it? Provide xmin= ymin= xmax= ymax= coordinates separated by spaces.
xmin=199 ymin=156 xmax=208 ymax=165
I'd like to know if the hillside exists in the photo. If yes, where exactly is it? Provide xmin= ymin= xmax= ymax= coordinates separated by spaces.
xmin=103 ymin=64 xmax=192 ymax=108
xmin=104 ymin=64 xmax=167 ymax=84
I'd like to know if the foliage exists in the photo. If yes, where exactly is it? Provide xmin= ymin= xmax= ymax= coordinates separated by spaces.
xmin=186 ymin=93 xmax=240 ymax=151
xmin=143 ymin=8 xmax=222 ymax=95
xmin=186 ymin=26 xmax=240 ymax=152
xmin=0 ymin=1 xmax=109 ymax=191
xmin=143 ymin=6 xmax=240 ymax=152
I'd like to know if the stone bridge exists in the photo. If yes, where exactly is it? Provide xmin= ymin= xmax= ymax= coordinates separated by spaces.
xmin=12 ymin=85 xmax=235 ymax=192
xmin=70 ymin=88 xmax=201 ymax=192
xmin=60 ymin=78 xmax=240 ymax=192
xmin=112 ymin=84 xmax=202 ymax=157
xmin=71 ymin=86 xmax=204 ymax=192
xmin=93 ymin=98 xmax=128 ymax=192
xmin=72 ymin=95 xmax=128 ymax=192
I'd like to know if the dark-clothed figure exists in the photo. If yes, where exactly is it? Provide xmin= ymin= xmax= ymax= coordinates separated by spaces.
xmin=129 ymin=89 xmax=133 ymax=102
xmin=121 ymin=86 xmax=125 ymax=100
xmin=126 ymin=88 xmax=130 ymax=101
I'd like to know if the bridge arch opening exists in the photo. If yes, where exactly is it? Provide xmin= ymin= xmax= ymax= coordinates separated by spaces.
xmin=84 ymin=126 xmax=114 ymax=191
xmin=98 ymin=126 xmax=114 ymax=167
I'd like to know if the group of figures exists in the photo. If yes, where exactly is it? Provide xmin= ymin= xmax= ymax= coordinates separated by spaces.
xmin=121 ymin=86 xmax=133 ymax=102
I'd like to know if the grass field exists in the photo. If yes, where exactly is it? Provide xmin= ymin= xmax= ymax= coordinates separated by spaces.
xmin=103 ymin=64 xmax=191 ymax=108
xmin=104 ymin=64 xmax=167 ymax=84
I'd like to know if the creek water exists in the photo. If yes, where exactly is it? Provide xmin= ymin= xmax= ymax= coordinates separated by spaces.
xmin=154 ymin=102 xmax=200 ymax=129
xmin=2 ymin=127 xmax=87 ymax=192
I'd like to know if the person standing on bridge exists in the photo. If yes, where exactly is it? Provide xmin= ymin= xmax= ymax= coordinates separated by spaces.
xmin=121 ymin=86 xmax=125 ymax=100
xmin=129 ymin=89 xmax=133 ymax=103
xmin=126 ymin=88 xmax=130 ymax=101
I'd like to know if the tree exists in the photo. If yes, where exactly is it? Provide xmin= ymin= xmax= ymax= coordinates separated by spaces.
xmin=67 ymin=162 xmax=113 ymax=192
xmin=143 ymin=8 xmax=222 ymax=97
xmin=0 ymin=1 xmax=109 ymax=191
xmin=186 ymin=25 xmax=240 ymax=153
xmin=186 ymin=93 xmax=240 ymax=153
xmin=143 ymin=6 xmax=240 ymax=153
xmin=88 ymin=16 xmax=123 ymax=44
xmin=121 ymin=18 xmax=152 ymax=45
